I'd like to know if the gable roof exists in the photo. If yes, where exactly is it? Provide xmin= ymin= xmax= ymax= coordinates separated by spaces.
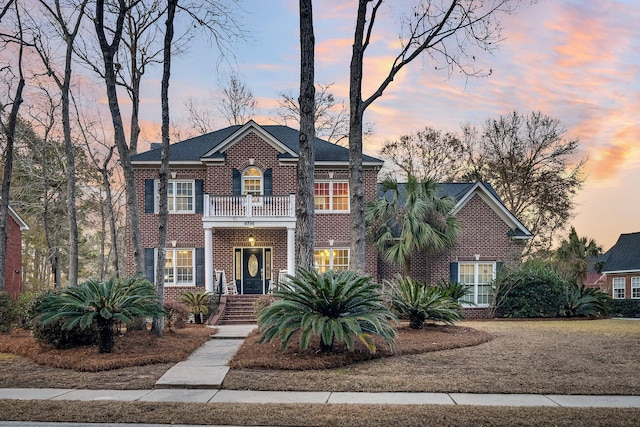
xmin=0 ymin=198 xmax=29 ymax=231
xmin=601 ymin=232 xmax=640 ymax=273
xmin=378 ymin=181 xmax=532 ymax=240
xmin=131 ymin=121 xmax=383 ymax=166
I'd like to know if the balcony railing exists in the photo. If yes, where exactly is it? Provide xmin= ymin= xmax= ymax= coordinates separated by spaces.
xmin=204 ymin=194 xmax=295 ymax=219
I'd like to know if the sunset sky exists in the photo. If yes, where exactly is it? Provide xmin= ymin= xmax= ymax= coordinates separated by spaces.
xmin=134 ymin=0 xmax=639 ymax=251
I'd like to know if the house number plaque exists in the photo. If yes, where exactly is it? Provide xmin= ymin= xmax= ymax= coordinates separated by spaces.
xmin=248 ymin=254 xmax=259 ymax=277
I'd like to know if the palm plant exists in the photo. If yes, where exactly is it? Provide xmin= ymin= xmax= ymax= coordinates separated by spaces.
xmin=258 ymin=268 xmax=397 ymax=354
xmin=389 ymin=276 xmax=463 ymax=329
xmin=555 ymin=227 xmax=602 ymax=284
xmin=39 ymin=277 xmax=164 ymax=353
xmin=179 ymin=290 xmax=211 ymax=324
xmin=366 ymin=174 xmax=459 ymax=276
xmin=562 ymin=282 xmax=612 ymax=318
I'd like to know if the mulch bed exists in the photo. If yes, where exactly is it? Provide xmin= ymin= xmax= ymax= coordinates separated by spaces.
xmin=0 ymin=325 xmax=212 ymax=372
xmin=229 ymin=323 xmax=492 ymax=370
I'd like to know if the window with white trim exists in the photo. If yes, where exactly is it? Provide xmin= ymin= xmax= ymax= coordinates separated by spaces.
xmin=156 ymin=180 xmax=194 ymax=213
xmin=314 ymin=248 xmax=349 ymax=273
xmin=314 ymin=181 xmax=349 ymax=212
xmin=164 ymin=249 xmax=194 ymax=285
xmin=631 ymin=277 xmax=640 ymax=299
xmin=458 ymin=262 xmax=495 ymax=306
xmin=612 ymin=277 xmax=626 ymax=299
xmin=242 ymin=167 xmax=263 ymax=196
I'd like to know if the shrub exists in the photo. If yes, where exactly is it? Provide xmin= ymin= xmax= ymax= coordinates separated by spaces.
xmin=259 ymin=268 xmax=397 ymax=353
xmin=34 ymin=317 xmax=99 ymax=349
xmin=561 ymin=283 xmax=612 ymax=318
xmin=433 ymin=279 xmax=471 ymax=301
xmin=253 ymin=294 xmax=275 ymax=317
xmin=164 ymin=301 xmax=189 ymax=331
xmin=179 ymin=291 xmax=211 ymax=324
xmin=17 ymin=291 xmax=37 ymax=329
xmin=0 ymin=291 xmax=17 ymax=333
xmin=611 ymin=299 xmax=640 ymax=318
xmin=39 ymin=277 xmax=164 ymax=353
xmin=388 ymin=276 xmax=463 ymax=329
xmin=493 ymin=260 xmax=567 ymax=318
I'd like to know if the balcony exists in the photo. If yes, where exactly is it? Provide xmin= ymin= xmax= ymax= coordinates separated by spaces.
xmin=203 ymin=194 xmax=296 ymax=227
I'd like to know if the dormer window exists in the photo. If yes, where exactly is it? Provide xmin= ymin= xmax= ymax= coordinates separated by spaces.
xmin=242 ymin=167 xmax=263 ymax=196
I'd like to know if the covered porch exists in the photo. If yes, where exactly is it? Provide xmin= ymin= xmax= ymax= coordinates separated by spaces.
xmin=201 ymin=194 xmax=296 ymax=294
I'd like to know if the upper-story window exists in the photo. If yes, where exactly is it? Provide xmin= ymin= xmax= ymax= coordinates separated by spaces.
xmin=242 ymin=167 xmax=263 ymax=196
xmin=314 ymin=181 xmax=349 ymax=212
xmin=155 ymin=180 xmax=194 ymax=213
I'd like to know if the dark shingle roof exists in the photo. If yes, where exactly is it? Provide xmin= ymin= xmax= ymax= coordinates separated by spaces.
xmin=131 ymin=124 xmax=382 ymax=164
xmin=601 ymin=232 xmax=640 ymax=273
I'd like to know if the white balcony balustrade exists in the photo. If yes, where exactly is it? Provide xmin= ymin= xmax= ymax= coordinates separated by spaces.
xmin=203 ymin=194 xmax=295 ymax=219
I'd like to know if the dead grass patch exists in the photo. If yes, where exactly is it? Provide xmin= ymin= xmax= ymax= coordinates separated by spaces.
xmin=1 ymin=400 xmax=639 ymax=427
xmin=230 ymin=323 xmax=491 ymax=370
xmin=0 ymin=325 xmax=212 ymax=371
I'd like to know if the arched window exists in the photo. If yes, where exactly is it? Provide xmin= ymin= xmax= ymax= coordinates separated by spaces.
xmin=242 ymin=167 xmax=262 ymax=196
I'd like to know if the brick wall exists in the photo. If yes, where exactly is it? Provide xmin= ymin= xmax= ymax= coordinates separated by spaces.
xmin=607 ymin=272 xmax=640 ymax=300
xmin=4 ymin=215 xmax=23 ymax=300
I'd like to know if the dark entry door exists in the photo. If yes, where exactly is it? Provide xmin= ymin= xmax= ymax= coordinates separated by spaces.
xmin=242 ymin=248 xmax=264 ymax=294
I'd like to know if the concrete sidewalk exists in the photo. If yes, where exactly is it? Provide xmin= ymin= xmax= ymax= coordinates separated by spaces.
xmin=0 ymin=388 xmax=639 ymax=407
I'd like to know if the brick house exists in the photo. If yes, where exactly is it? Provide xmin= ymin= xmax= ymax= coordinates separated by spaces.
xmin=130 ymin=121 xmax=531 ymax=313
xmin=594 ymin=232 xmax=640 ymax=300
xmin=2 ymin=202 xmax=29 ymax=300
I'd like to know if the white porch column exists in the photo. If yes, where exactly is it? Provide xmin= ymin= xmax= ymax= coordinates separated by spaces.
xmin=287 ymin=226 xmax=295 ymax=276
xmin=204 ymin=227 xmax=214 ymax=293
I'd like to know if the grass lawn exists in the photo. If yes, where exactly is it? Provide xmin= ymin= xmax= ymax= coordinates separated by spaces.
xmin=1 ymin=318 xmax=639 ymax=426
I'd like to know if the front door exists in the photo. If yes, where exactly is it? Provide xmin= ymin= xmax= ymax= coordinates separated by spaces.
xmin=242 ymin=247 xmax=264 ymax=294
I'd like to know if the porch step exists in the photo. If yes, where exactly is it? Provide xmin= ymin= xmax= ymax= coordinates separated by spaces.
xmin=215 ymin=295 xmax=262 ymax=325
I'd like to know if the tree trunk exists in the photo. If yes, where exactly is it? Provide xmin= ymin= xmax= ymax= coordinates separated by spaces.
xmin=151 ymin=0 xmax=178 ymax=337
xmin=94 ymin=0 xmax=145 ymax=277
xmin=348 ymin=1 xmax=368 ymax=274
xmin=97 ymin=317 xmax=115 ymax=353
xmin=295 ymin=0 xmax=316 ymax=271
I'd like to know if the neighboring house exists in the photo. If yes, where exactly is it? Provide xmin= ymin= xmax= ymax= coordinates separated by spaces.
xmin=595 ymin=232 xmax=640 ymax=300
xmin=1 ymin=201 xmax=29 ymax=300
xmin=378 ymin=182 xmax=532 ymax=318
xmin=130 ymin=121 xmax=531 ymax=316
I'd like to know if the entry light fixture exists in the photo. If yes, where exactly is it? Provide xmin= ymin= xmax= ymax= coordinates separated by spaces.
xmin=248 ymin=234 xmax=255 ymax=247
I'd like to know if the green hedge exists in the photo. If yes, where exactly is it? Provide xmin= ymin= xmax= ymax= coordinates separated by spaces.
xmin=611 ymin=299 xmax=640 ymax=318
xmin=0 ymin=291 xmax=17 ymax=333
xmin=494 ymin=260 xmax=567 ymax=318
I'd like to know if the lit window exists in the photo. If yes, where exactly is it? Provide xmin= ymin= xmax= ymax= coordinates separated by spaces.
xmin=458 ymin=262 xmax=495 ymax=306
xmin=164 ymin=249 xmax=194 ymax=285
xmin=632 ymin=277 xmax=640 ymax=299
xmin=242 ymin=167 xmax=262 ymax=196
xmin=314 ymin=248 xmax=349 ymax=273
xmin=314 ymin=181 xmax=349 ymax=212
xmin=613 ymin=277 xmax=626 ymax=299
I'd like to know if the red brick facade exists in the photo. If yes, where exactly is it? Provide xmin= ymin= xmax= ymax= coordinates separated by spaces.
xmin=608 ymin=273 xmax=640 ymax=300
xmin=130 ymin=128 xmax=381 ymax=300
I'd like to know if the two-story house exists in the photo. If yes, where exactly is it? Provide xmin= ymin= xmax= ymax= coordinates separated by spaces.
xmin=130 ymin=121 xmax=531 ymax=317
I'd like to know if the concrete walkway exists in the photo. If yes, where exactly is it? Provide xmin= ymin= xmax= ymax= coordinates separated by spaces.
xmin=1 ymin=324 xmax=639 ymax=408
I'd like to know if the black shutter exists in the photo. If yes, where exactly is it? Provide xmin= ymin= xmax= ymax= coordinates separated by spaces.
xmin=144 ymin=179 xmax=154 ymax=213
xmin=449 ymin=262 xmax=459 ymax=283
xmin=195 ymin=179 xmax=204 ymax=213
xmin=264 ymin=168 xmax=273 ymax=196
xmin=195 ymin=248 xmax=204 ymax=287
xmin=145 ymin=248 xmax=155 ymax=283
xmin=496 ymin=261 xmax=505 ymax=276
xmin=232 ymin=169 xmax=241 ymax=196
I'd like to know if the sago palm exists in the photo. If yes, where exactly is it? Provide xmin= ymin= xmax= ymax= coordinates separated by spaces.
xmin=39 ymin=277 xmax=164 ymax=353
xmin=179 ymin=290 xmax=211 ymax=324
xmin=366 ymin=174 xmax=459 ymax=276
xmin=389 ymin=276 xmax=463 ymax=329
xmin=258 ymin=268 xmax=397 ymax=354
